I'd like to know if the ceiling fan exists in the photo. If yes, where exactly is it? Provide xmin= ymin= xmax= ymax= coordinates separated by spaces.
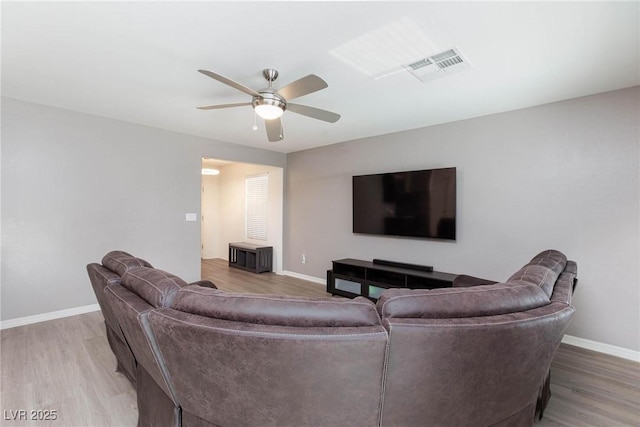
xmin=197 ymin=68 xmax=340 ymax=142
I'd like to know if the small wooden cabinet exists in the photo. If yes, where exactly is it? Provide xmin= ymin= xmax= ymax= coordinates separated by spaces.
xmin=327 ymin=258 xmax=457 ymax=300
xmin=228 ymin=242 xmax=273 ymax=274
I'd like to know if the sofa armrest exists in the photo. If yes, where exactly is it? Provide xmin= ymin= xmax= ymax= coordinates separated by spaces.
xmin=452 ymin=275 xmax=498 ymax=288
xmin=189 ymin=280 xmax=217 ymax=289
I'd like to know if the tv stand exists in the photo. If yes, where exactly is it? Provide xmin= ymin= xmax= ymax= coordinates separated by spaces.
xmin=327 ymin=258 xmax=457 ymax=300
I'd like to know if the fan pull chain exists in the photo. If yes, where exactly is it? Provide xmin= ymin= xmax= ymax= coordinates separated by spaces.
xmin=252 ymin=112 xmax=258 ymax=131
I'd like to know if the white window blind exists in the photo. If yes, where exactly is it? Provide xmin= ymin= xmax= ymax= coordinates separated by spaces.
xmin=246 ymin=174 xmax=268 ymax=240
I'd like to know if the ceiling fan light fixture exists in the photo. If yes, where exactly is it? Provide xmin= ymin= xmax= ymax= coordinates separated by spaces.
xmin=254 ymin=104 xmax=284 ymax=120
xmin=252 ymin=92 xmax=286 ymax=120
xmin=202 ymin=168 xmax=220 ymax=175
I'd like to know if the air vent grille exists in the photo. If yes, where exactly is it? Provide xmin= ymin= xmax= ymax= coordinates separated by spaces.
xmin=438 ymin=56 xmax=463 ymax=68
xmin=403 ymin=47 xmax=470 ymax=82
xmin=406 ymin=58 xmax=433 ymax=71
xmin=430 ymin=49 xmax=458 ymax=62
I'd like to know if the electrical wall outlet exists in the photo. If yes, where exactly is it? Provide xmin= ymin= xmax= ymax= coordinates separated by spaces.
xmin=301 ymin=253 xmax=306 ymax=264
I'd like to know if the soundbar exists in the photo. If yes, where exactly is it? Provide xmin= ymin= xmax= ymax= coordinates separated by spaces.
xmin=372 ymin=259 xmax=433 ymax=272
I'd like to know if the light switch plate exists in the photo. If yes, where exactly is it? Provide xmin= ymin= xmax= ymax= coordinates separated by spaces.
xmin=185 ymin=213 xmax=198 ymax=222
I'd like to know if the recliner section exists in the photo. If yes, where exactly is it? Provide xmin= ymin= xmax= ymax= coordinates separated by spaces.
xmin=375 ymin=249 xmax=576 ymax=426
xmin=151 ymin=286 xmax=388 ymax=427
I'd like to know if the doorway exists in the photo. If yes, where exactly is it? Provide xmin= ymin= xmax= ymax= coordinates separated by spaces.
xmin=200 ymin=157 xmax=284 ymax=273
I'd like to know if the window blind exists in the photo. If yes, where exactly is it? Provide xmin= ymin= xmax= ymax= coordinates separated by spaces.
xmin=245 ymin=174 xmax=268 ymax=240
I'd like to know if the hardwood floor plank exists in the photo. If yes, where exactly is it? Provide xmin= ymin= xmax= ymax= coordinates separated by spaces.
xmin=201 ymin=258 xmax=330 ymax=298
xmin=1 ymin=258 xmax=637 ymax=426
xmin=540 ymin=345 xmax=640 ymax=426
xmin=1 ymin=312 xmax=137 ymax=427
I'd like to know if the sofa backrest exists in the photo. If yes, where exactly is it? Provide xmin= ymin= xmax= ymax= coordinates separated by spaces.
xmin=120 ymin=267 xmax=186 ymax=308
xmin=508 ymin=250 xmax=567 ymax=297
xmin=379 ymin=302 xmax=575 ymax=426
xmin=86 ymin=263 xmax=123 ymax=333
xmin=86 ymin=251 xmax=152 ymax=339
xmin=529 ymin=249 xmax=567 ymax=274
xmin=87 ymin=251 xmax=149 ymax=328
xmin=169 ymin=285 xmax=381 ymax=327
xmin=148 ymin=285 xmax=388 ymax=427
xmin=550 ymin=260 xmax=577 ymax=305
xmin=102 ymin=250 xmax=153 ymax=276
xmin=377 ymin=282 xmax=550 ymax=319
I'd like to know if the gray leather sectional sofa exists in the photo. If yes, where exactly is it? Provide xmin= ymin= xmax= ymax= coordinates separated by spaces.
xmin=87 ymin=249 xmax=576 ymax=427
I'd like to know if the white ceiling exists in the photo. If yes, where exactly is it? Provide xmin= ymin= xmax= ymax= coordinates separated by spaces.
xmin=2 ymin=2 xmax=639 ymax=154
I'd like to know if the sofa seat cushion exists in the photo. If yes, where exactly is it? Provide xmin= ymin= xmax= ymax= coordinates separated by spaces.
xmin=102 ymin=250 xmax=153 ymax=276
xmin=169 ymin=285 xmax=382 ymax=327
xmin=377 ymin=283 xmax=550 ymax=319
xmin=120 ymin=267 xmax=186 ymax=308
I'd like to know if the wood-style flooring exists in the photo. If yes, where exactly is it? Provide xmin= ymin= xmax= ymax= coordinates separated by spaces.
xmin=201 ymin=258 xmax=330 ymax=297
xmin=0 ymin=258 xmax=637 ymax=426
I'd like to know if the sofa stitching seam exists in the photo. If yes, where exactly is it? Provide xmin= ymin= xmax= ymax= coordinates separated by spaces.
xmin=378 ymin=322 xmax=391 ymax=425
xmin=138 ymin=313 xmax=181 ymax=405
xmin=91 ymin=267 xmax=120 ymax=285
xmin=104 ymin=287 xmax=181 ymax=404
xmin=103 ymin=253 xmax=147 ymax=272
xmin=125 ymin=271 xmax=182 ymax=302
xmin=380 ymin=282 xmax=536 ymax=314
xmin=386 ymin=305 xmax=574 ymax=328
xmin=178 ymin=287 xmax=378 ymax=309
xmin=106 ymin=286 xmax=153 ymax=314
xmin=151 ymin=311 xmax=387 ymax=339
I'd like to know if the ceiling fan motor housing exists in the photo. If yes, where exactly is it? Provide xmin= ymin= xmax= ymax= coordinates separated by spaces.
xmin=252 ymin=90 xmax=287 ymax=112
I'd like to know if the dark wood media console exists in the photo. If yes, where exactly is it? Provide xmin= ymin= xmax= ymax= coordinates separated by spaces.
xmin=327 ymin=258 xmax=458 ymax=300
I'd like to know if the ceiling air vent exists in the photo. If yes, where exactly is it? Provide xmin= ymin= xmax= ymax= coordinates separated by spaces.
xmin=403 ymin=47 xmax=471 ymax=82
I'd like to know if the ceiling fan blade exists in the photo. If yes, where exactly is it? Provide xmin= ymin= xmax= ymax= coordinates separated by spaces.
xmin=276 ymin=74 xmax=328 ymax=100
xmin=198 ymin=69 xmax=261 ymax=97
xmin=287 ymin=103 xmax=341 ymax=123
xmin=197 ymin=102 xmax=252 ymax=110
xmin=265 ymin=118 xmax=284 ymax=142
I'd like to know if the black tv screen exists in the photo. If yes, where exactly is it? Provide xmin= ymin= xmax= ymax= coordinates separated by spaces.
xmin=353 ymin=167 xmax=456 ymax=240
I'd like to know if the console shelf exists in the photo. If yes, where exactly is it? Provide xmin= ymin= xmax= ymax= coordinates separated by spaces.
xmin=327 ymin=258 xmax=457 ymax=300
xmin=228 ymin=242 xmax=273 ymax=274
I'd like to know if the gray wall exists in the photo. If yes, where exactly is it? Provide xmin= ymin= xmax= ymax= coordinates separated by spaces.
xmin=1 ymin=97 xmax=285 ymax=321
xmin=285 ymin=87 xmax=640 ymax=352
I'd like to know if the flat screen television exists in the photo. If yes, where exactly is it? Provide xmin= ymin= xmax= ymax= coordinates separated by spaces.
xmin=353 ymin=167 xmax=456 ymax=240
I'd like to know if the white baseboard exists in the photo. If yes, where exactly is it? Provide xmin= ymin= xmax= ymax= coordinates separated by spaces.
xmin=562 ymin=334 xmax=639 ymax=362
xmin=0 ymin=303 xmax=100 ymax=330
xmin=282 ymin=270 xmax=326 ymax=286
